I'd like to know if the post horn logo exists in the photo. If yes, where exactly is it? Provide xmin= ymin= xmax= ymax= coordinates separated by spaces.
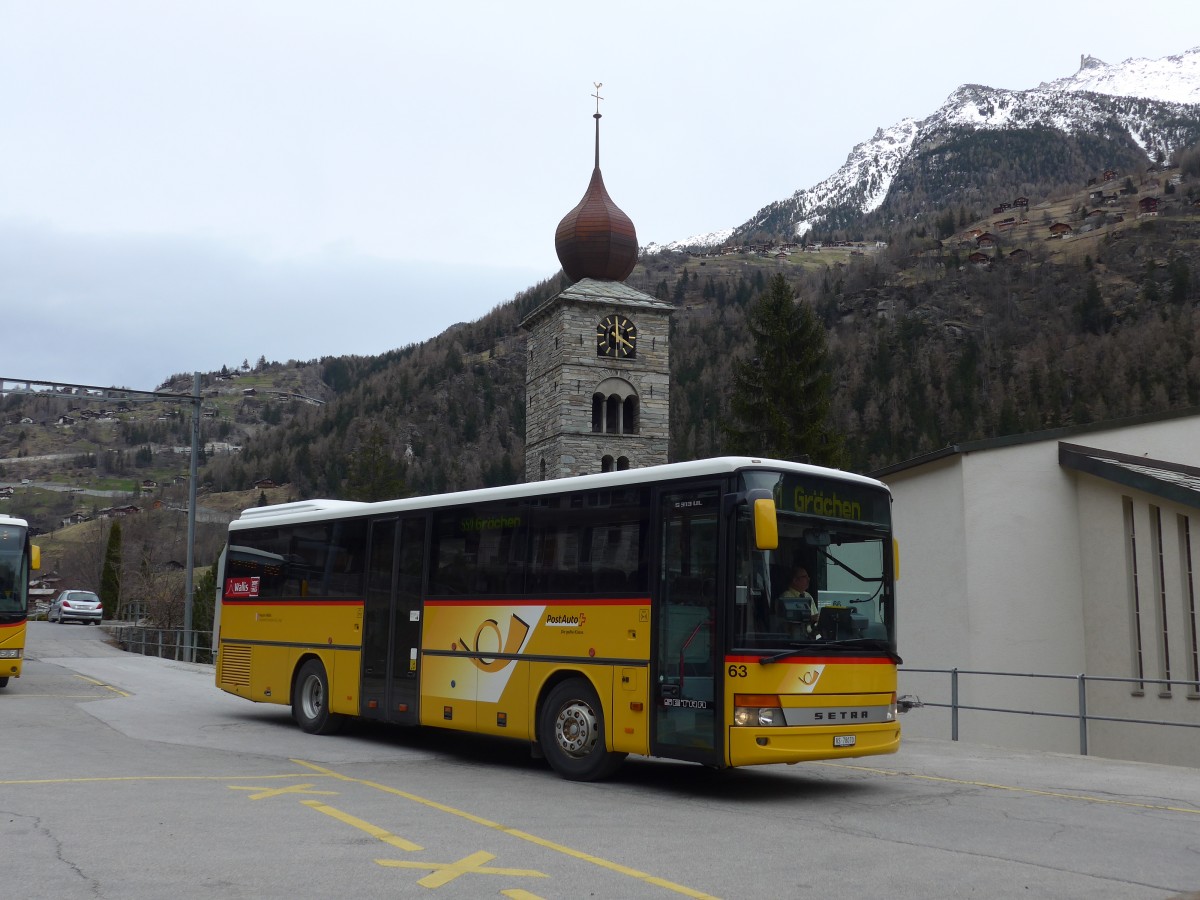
xmin=460 ymin=614 xmax=530 ymax=673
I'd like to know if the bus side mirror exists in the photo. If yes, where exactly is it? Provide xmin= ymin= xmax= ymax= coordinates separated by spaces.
xmin=31 ymin=544 xmax=41 ymax=571
xmin=751 ymin=497 xmax=778 ymax=551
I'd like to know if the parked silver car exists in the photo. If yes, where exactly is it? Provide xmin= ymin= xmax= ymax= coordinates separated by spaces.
xmin=49 ymin=590 xmax=103 ymax=625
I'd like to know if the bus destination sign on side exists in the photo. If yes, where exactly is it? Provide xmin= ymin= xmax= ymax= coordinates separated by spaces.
xmin=225 ymin=577 xmax=261 ymax=600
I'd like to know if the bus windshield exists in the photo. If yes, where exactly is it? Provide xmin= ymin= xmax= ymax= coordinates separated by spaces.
xmin=731 ymin=471 xmax=894 ymax=653
xmin=0 ymin=523 xmax=30 ymax=619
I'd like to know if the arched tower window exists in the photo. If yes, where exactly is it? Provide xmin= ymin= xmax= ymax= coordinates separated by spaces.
xmin=590 ymin=377 xmax=639 ymax=435
xmin=623 ymin=395 xmax=639 ymax=434
xmin=616 ymin=456 xmax=630 ymax=470
xmin=606 ymin=395 xmax=621 ymax=434
xmin=601 ymin=454 xmax=614 ymax=473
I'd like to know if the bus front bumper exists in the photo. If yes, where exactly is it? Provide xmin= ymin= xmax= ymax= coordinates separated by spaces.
xmin=727 ymin=723 xmax=900 ymax=767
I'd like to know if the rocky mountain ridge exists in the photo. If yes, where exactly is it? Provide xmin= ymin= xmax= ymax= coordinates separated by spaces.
xmin=649 ymin=47 xmax=1200 ymax=251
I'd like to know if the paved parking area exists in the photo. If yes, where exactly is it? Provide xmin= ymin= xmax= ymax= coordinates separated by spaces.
xmin=5 ymin=622 xmax=1200 ymax=899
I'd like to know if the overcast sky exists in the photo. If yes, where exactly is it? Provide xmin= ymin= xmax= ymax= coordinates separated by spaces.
xmin=4 ymin=1 xmax=1199 ymax=389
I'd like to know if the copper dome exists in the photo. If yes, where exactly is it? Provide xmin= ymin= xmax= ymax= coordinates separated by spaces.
xmin=554 ymin=113 xmax=638 ymax=283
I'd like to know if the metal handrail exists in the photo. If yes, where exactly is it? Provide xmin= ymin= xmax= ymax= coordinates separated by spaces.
xmin=902 ymin=666 xmax=1200 ymax=756
xmin=110 ymin=625 xmax=214 ymax=665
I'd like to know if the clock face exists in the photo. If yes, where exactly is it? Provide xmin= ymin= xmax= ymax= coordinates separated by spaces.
xmin=596 ymin=314 xmax=637 ymax=358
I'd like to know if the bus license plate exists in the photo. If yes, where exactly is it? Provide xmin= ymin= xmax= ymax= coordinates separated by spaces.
xmin=833 ymin=735 xmax=856 ymax=747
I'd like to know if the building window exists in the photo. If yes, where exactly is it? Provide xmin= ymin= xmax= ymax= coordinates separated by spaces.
xmin=1150 ymin=505 xmax=1171 ymax=693
xmin=1125 ymin=496 xmax=1145 ymax=692
xmin=1180 ymin=514 xmax=1199 ymax=694
xmin=606 ymin=394 xmax=621 ymax=434
xmin=623 ymin=396 xmax=639 ymax=433
xmin=617 ymin=456 xmax=629 ymax=470
xmin=601 ymin=455 xmax=614 ymax=473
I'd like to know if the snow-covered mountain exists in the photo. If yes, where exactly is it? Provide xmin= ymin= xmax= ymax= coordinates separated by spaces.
xmin=654 ymin=47 xmax=1200 ymax=250
xmin=1041 ymin=49 xmax=1200 ymax=104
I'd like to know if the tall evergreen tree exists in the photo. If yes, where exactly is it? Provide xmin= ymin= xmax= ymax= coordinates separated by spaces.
xmin=343 ymin=426 xmax=407 ymax=501
xmin=100 ymin=520 xmax=122 ymax=620
xmin=724 ymin=274 xmax=845 ymax=466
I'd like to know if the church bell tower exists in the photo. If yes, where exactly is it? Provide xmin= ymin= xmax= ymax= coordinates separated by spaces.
xmin=522 ymin=87 xmax=672 ymax=481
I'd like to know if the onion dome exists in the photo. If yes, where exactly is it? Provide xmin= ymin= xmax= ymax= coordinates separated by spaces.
xmin=554 ymin=109 xmax=638 ymax=283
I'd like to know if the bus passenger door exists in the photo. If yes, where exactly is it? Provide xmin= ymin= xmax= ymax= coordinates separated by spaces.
xmin=652 ymin=485 xmax=722 ymax=765
xmin=362 ymin=516 xmax=426 ymax=725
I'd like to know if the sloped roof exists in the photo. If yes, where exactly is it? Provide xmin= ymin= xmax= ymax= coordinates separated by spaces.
xmin=869 ymin=406 xmax=1200 ymax=479
xmin=1058 ymin=442 xmax=1200 ymax=510
xmin=519 ymin=277 xmax=673 ymax=329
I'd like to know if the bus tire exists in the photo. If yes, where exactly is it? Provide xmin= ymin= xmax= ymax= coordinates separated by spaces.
xmin=0 ymin=677 xmax=8 ymax=688
xmin=539 ymin=678 xmax=625 ymax=781
xmin=292 ymin=658 xmax=344 ymax=735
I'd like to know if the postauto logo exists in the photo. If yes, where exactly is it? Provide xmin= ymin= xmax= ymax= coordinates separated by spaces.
xmin=544 ymin=612 xmax=586 ymax=627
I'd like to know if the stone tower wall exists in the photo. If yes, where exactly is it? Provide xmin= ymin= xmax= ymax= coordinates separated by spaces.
xmin=525 ymin=300 xmax=670 ymax=481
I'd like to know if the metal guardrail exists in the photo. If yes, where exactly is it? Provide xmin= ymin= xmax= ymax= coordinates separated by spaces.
xmin=111 ymin=625 xmax=214 ymax=665
xmin=100 ymin=639 xmax=1199 ymax=756
xmin=902 ymin=666 xmax=1200 ymax=756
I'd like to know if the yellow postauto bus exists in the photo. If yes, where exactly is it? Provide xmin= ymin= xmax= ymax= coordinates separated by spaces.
xmin=215 ymin=457 xmax=902 ymax=780
xmin=0 ymin=514 xmax=40 ymax=687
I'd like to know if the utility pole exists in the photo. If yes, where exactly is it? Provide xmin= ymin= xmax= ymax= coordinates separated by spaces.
xmin=183 ymin=372 xmax=200 ymax=662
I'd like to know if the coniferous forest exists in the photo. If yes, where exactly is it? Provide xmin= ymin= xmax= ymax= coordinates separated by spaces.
xmin=8 ymin=144 xmax=1200 ymax=513
xmin=201 ymin=161 xmax=1200 ymax=502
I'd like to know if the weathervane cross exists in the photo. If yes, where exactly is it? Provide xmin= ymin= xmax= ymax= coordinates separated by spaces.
xmin=592 ymin=82 xmax=604 ymax=115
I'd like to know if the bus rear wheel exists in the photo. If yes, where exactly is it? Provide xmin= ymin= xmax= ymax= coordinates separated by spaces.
xmin=292 ymin=659 xmax=344 ymax=735
xmin=539 ymin=678 xmax=625 ymax=781
xmin=0 ymin=677 xmax=8 ymax=688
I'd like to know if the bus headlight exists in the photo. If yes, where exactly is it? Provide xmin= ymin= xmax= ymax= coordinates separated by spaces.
xmin=734 ymin=694 xmax=784 ymax=726
xmin=0 ymin=648 xmax=22 ymax=659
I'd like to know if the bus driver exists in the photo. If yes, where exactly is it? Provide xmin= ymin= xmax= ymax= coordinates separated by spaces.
xmin=779 ymin=565 xmax=818 ymax=635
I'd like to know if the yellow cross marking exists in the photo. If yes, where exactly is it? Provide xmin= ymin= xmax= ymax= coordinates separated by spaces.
xmin=301 ymin=800 xmax=422 ymax=851
xmin=501 ymin=891 xmax=547 ymax=900
xmin=376 ymin=850 xmax=548 ymax=888
xmin=294 ymin=759 xmax=719 ymax=899
xmin=228 ymin=783 xmax=338 ymax=801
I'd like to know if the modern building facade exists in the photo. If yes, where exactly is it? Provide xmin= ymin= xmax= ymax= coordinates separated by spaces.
xmin=874 ymin=410 xmax=1200 ymax=767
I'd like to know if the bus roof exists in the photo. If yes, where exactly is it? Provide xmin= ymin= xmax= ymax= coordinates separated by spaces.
xmin=230 ymin=457 xmax=889 ymax=531
xmin=0 ymin=513 xmax=30 ymax=528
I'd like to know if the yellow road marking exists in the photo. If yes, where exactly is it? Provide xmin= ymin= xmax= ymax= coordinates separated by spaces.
xmin=72 ymin=674 xmax=130 ymax=697
xmin=376 ymin=850 xmax=547 ymax=888
xmin=293 ymin=760 xmax=721 ymax=900
xmin=228 ymin=783 xmax=338 ymax=801
xmin=817 ymin=761 xmax=1200 ymax=815
xmin=302 ymin=800 xmax=423 ymax=851
xmin=501 ymin=891 xmax=546 ymax=900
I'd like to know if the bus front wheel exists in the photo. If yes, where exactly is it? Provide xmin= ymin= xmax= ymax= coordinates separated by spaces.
xmin=0 ymin=677 xmax=8 ymax=688
xmin=539 ymin=678 xmax=625 ymax=781
xmin=292 ymin=659 xmax=344 ymax=735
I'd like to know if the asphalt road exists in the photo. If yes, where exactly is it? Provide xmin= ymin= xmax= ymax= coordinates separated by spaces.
xmin=5 ymin=621 xmax=1200 ymax=900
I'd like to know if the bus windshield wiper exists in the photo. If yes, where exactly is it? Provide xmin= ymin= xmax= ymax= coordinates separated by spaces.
xmin=758 ymin=638 xmax=902 ymax=665
xmin=816 ymin=638 xmax=903 ymax=665
xmin=758 ymin=642 xmax=815 ymax=664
